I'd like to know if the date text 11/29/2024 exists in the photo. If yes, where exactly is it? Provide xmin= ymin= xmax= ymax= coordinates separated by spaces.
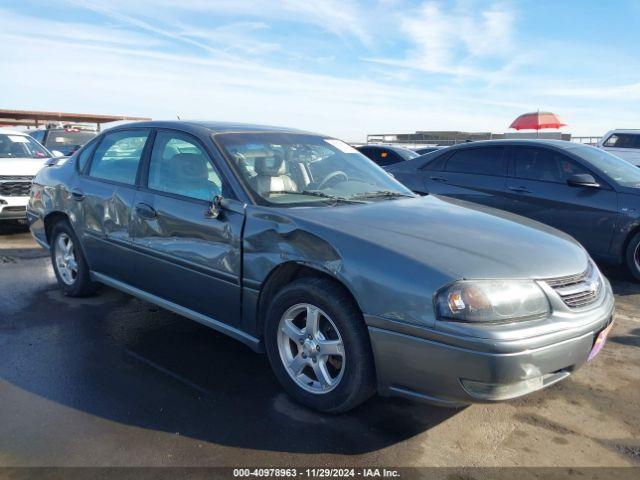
xmin=233 ymin=468 xmax=400 ymax=477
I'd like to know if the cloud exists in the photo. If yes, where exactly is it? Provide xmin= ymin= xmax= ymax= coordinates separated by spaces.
xmin=0 ymin=7 xmax=164 ymax=48
xmin=544 ymin=82 xmax=640 ymax=101
xmin=177 ymin=22 xmax=281 ymax=56
xmin=1 ymin=1 xmax=638 ymax=139
xmin=0 ymin=28 xmax=536 ymax=140
xmin=68 ymin=0 xmax=373 ymax=47
xmin=367 ymin=0 xmax=516 ymax=76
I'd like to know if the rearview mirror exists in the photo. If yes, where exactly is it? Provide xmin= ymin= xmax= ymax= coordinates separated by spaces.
xmin=567 ymin=173 xmax=600 ymax=188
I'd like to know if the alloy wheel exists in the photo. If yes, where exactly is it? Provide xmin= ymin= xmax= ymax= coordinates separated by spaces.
xmin=54 ymin=233 xmax=78 ymax=285
xmin=276 ymin=303 xmax=345 ymax=394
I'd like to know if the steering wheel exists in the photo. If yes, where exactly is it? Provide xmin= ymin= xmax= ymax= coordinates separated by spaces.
xmin=318 ymin=171 xmax=348 ymax=189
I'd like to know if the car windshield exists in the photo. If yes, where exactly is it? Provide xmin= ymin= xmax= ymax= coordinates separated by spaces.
xmin=0 ymin=133 xmax=51 ymax=159
xmin=394 ymin=147 xmax=420 ymax=160
xmin=571 ymin=145 xmax=640 ymax=187
xmin=216 ymin=132 xmax=415 ymax=206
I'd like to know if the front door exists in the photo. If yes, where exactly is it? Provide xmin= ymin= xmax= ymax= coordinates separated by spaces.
xmin=129 ymin=129 xmax=245 ymax=327
xmin=503 ymin=146 xmax=618 ymax=255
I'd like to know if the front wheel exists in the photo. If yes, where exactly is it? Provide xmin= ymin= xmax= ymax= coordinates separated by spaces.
xmin=264 ymin=277 xmax=376 ymax=413
xmin=50 ymin=221 xmax=99 ymax=297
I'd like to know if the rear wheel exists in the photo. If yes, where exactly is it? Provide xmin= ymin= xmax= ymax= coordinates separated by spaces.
xmin=50 ymin=221 xmax=99 ymax=296
xmin=625 ymin=232 xmax=640 ymax=282
xmin=264 ymin=277 xmax=376 ymax=413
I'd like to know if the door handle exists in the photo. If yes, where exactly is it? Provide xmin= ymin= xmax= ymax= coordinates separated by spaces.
xmin=135 ymin=203 xmax=157 ymax=219
xmin=429 ymin=176 xmax=447 ymax=183
xmin=70 ymin=189 xmax=85 ymax=201
xmin=507 ymin=186 xmax=531 ymax=194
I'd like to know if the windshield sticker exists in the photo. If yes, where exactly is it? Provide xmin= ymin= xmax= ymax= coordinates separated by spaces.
xmin=8 ymin=135 xmax=29 ymax=143
xmin=324 ymin=139 xmax=359 ymax=154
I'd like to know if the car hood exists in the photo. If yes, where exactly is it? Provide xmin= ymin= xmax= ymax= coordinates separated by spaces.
xmin=0 ymin=157 xmax=50 ymax=176
xmin=288 ymin=195 xmax=589 ymax=280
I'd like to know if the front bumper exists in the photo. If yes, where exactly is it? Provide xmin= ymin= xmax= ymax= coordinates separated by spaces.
xmin=0 ymin=195 xmax=28 ymax=220
xmin=367 ymin=281 xmax=615 ymax=406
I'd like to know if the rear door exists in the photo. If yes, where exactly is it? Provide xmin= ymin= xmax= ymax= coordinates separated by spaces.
xmin=504 ymin=146 xmax=618 ymax=255
xmin=74 ymin=128 xmax=151 ymax=284
xmin=421 ymin=146 xmax=508 ymax=210
xmin=129 ymin=128 xmax=245 ymax=327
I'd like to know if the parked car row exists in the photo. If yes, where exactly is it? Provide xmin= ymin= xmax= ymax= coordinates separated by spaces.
xmin=0 ymin=129 xmax=58 ymax=221
xmin=29 ymin=124 xmax=97 ymax=156
xmin=26 ymin=121 xmax=615 ymax=413
xmin=0 ymin=125 xmax=97 ymax=223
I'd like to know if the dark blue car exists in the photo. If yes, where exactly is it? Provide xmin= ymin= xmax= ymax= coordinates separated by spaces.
xmin=387 ymin=139 xmax=640 ymax=280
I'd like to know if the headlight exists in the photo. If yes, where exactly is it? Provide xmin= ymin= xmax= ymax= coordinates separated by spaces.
xmin=435 ymin=280 xmax=550 ymax=323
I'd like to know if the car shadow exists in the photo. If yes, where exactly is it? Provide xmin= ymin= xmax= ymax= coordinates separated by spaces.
xmin=0 ymin=277 xmax=461 ymax=455
xmin=609 ymin=328 xmax=640 ymax=348
xmin=599 ymin=263 xmax=640 ymax=296
xmin=0 ymin=221 xmax=47 ymax=262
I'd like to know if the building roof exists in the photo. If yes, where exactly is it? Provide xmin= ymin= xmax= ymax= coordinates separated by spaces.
xmin=0 ymin=109 xmax=150 ymax=127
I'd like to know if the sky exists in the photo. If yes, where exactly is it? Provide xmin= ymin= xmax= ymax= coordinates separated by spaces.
xmin=1 ymin=0 xmax=640 ymax=140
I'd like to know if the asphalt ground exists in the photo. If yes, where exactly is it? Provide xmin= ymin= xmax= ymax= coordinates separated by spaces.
xmin=0 ymin=222 xmax=638 ymax=468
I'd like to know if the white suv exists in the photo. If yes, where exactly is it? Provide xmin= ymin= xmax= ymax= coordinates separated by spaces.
xmin=597 ymin=129 xmax=640 ymax=166
xmin=0 ymin=129 xmax=54 ymax=222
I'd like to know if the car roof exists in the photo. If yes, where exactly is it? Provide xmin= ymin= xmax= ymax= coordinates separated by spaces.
xmin=439 ymin=139 xmax=577 ymax=150
xmin=0 ymin=128 xmax=29 ymax=136
xmin=110 ymin=120 xmax=319 ymax=136
xmin=605 ymin=129 xmax=640 ymax=135
xmin=359 ymin=144 xmax=415 ymax=152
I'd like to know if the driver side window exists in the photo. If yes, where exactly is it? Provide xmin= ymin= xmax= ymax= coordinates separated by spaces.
xmin=148 ymin=131 xmax=223 ymax=201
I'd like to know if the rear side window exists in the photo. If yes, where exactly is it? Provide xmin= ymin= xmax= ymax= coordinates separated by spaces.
xmin=422 ymin=153 xmax=448 ymax=171
xmin=513 ymin=148 xmax=588 ymax=183
xmin=445 ymin=147 xmax=506 ymax=176
xmin=88 ymin=129 xmax=150 ymax=185
xmin=30 ymin=130 xmax=45 ymax=142
xmin=603 ymin=133 xmax=640 ymax=149
xmin=77 ymin=141 xmax=97 ymax=173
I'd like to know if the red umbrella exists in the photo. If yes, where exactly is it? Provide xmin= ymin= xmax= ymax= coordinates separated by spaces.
xmin=509 ymin=111 xmax=566 ymax=131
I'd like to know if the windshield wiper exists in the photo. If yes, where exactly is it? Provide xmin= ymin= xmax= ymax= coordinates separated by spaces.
xmin=349 ymin=190 xmax=415 ymax=200
xmin=265 ymin=190 xmax=364 ymax=204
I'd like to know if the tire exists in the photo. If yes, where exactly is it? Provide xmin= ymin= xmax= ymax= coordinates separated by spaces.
xmin=50 ymin=220 xmax=99 ymax=297
xmin=264 ymin=276 xmax=376 ymax=413
xmin=626 ymin=232 xmax=640 ymax=281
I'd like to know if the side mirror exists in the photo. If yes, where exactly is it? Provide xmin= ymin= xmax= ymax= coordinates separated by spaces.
xmin=51 ymin=150 xmax=65 ymax=158
xmin=567 ymin=173 xmax=600 ymax=188
xmin=205 ymin=195 xmax=224 ymax=219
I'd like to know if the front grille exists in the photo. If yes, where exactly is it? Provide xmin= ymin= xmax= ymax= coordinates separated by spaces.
xmin=0 ymin=177 xmax=33 ymax=197
xmin=2 ymin=206 xmax=26 ymax=213
xmin=0 ymin=175 xmax=34 ymax=181
xmin=544 ymin=263 xmax=602 ymax=309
